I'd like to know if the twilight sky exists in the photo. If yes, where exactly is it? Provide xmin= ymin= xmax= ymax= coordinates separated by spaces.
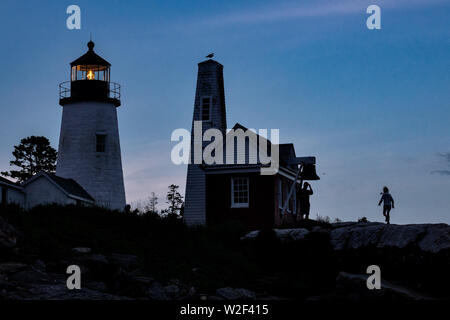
xmin=0 ymin=0 xmax=449 ymax=223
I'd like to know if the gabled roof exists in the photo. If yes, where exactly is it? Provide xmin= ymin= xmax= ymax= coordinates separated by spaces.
xmin=23 ymin=172 xmax=94 ymax=203
xmin=201 ymin=122 xmax=299 ymax=172
xmin=229 ymin=123 xmax=296 ymax=167
xmin=46 ymin=174 xmax=95 ymax=202
xmin=279 ymin=143 xmax=297 ymax=171
xmin=0 ymin=176 xmax=23 ymax=190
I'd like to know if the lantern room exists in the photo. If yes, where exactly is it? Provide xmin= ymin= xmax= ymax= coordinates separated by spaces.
xmin=59 ymin=40 xmax=120 ymax=107
xmin=70 ymin=41 xmax=110 ymax=81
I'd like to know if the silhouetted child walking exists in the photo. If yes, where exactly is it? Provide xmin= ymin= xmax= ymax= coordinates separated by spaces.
xmin=378 ymin=186 xmax=394 ymax=224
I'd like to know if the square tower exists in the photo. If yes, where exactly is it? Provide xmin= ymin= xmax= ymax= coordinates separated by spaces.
xmin=184 ymin=59 xmax=227 ymax=225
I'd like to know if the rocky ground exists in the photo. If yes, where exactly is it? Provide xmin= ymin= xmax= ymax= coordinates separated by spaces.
xmin=1 ymin=212 xmax=449 ymax=300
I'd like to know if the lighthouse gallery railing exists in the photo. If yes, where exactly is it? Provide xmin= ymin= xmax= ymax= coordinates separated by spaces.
xmin=59 ymin=81 xmax=121 ymax=100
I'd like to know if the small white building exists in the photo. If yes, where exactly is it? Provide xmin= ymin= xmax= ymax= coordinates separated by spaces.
xmin=0 ymin=173 xmax=94 ymax=209
xmin=0 ymin=176 xmax=25 ymax=206
xmin=22 ymin=172 xmax=94 ymax=209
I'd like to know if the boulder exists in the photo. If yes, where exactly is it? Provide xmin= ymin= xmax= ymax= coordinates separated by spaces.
xmin=418 ymin=224 xmax=450 ymax=253
xmin=0 ymin=216 xmax=20 ymax=249
xmin=0 ymin=262 xmax=28 ymax=274
xmin=32 ymin=260 xmax=46 ymax=272
xmin=147 ymin=281 xmax=169 ymax=300
xmin=330 ymin=223 xmax=385 ymax=251
xmin=164 ymin=284 xmax=181 ymax=299
xmin=132 ymin=276 xmax=154 ymax=285
xmin=110 ymin=253 xmax=139 ymax=271
xmin=273 ymin=228 xmax=310 ymax=242
xmin=27 ymin=283 xmax=128 ymax=300
xmin=335 ymin=272 xmax=433 ymax=301
xmin=330 ymin=222 xmax=450 ymax=253
xmin=84 ymin=281 xmax=108 ymax=292
xmin=7 ymin=267 xmax=51 ymax=285
xmin=241 ymin=228 xmax=309 ymax=243
xmin=72 ymin=247 xmax=92 ymax=254
xmin=215 ymin=287 xmax=256 ymax=300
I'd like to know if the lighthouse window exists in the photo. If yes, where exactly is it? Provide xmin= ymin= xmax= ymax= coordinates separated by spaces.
xmin=96 ymin=134 xmax=107 ymax=153
xmin=201 ymin=97 xmax=211 ymax=121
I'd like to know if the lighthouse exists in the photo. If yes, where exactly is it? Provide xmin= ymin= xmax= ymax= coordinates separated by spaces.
xmin=56 ymin=41 xmax=126 ymax=211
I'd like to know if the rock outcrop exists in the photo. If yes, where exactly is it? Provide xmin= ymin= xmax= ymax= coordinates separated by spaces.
xmin=330 ymin=222 xmax=450 ymax=253
xmin=0 ymin=216 xmax=20 ymax=249
xmin=242 ymin=222 xmax=450 ymax=254
xmin=241 ymin=228 xmax=309 ymax=243
xmin=335 ymin=272 xmax=433 ymax=301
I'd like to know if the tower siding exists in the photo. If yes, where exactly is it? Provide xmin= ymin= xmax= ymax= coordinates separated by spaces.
xmin=56 ymin=101 xmax=126 ymax=210
xmin=184 ymin=60 xmax=227 ymax=225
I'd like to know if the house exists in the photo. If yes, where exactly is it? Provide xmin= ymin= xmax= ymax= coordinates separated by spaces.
xmin=0 ymin=176 xmax=25 ymax=207
xmin=0 ymin=173 xmax=94 ymax=209
xmin=184 ymin=59 xmax=320 ymax=229
xmin=22 ymin=172 xmax=94 ymax=209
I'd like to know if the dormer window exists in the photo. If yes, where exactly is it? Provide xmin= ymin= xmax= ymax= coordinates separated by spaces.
xmin=201 ymin=97 xmax=211 ymax=121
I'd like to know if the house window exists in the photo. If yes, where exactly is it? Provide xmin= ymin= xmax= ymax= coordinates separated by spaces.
xmin=201 ymin=97 xmax=211 ymax=121
xmin=96 ymin=134 xmax=107 ymax=153
xmin=231 ymin=177 xmax=249 ymax=208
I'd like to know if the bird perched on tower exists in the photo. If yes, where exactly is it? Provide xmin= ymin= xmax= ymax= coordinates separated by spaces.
xmin=206 ymin=53 xmax=214 ymax=59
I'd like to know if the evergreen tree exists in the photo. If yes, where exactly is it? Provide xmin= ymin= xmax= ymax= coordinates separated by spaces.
xmin=166 ymin=184 xmax=183 ymax=216
xmin=1 ymin=136 xmax=57 ymax=183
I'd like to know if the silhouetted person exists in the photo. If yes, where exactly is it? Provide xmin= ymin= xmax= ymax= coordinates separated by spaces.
xmin=378 ymin=186 xmax=394 ymax=224
xmin=298 ymin=182 xmax=313 ymax=220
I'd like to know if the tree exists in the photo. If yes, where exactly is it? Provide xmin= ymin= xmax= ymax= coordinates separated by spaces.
xmin=145 ymin=192 xmax=158 ymax=213
xmin=1 ymin=136 xmax=57 ymax=183
xmin=166 ymin=184 xmax=184 ymax=216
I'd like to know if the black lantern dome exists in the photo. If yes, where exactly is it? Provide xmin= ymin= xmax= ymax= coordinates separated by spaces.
xmin=59 ymin=41 xmax=121 ymax=107
xmin=70 ymin=41 xmax=110 ymax=81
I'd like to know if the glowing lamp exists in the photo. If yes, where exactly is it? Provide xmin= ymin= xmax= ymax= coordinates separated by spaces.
xmin=87 ymin=70 xmax=95 ymax=80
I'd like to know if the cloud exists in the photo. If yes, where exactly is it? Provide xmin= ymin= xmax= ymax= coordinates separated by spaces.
xmin=431 ymin=152 xmax=450 ymax=176
xmin=438 ymin=152 xmax=450 ymax=163
xmin=201 ymin=0 xmax=447 ymax=26
xmin=431 ymin=170 xmax=450 ymax=176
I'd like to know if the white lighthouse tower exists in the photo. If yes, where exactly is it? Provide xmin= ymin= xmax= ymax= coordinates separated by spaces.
xmin=56 ymin=41 xmax=126 ymax=210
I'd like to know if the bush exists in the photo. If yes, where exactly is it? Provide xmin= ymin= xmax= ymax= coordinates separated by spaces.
xmin=0 ymin=204 xmax=338 ymax=297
